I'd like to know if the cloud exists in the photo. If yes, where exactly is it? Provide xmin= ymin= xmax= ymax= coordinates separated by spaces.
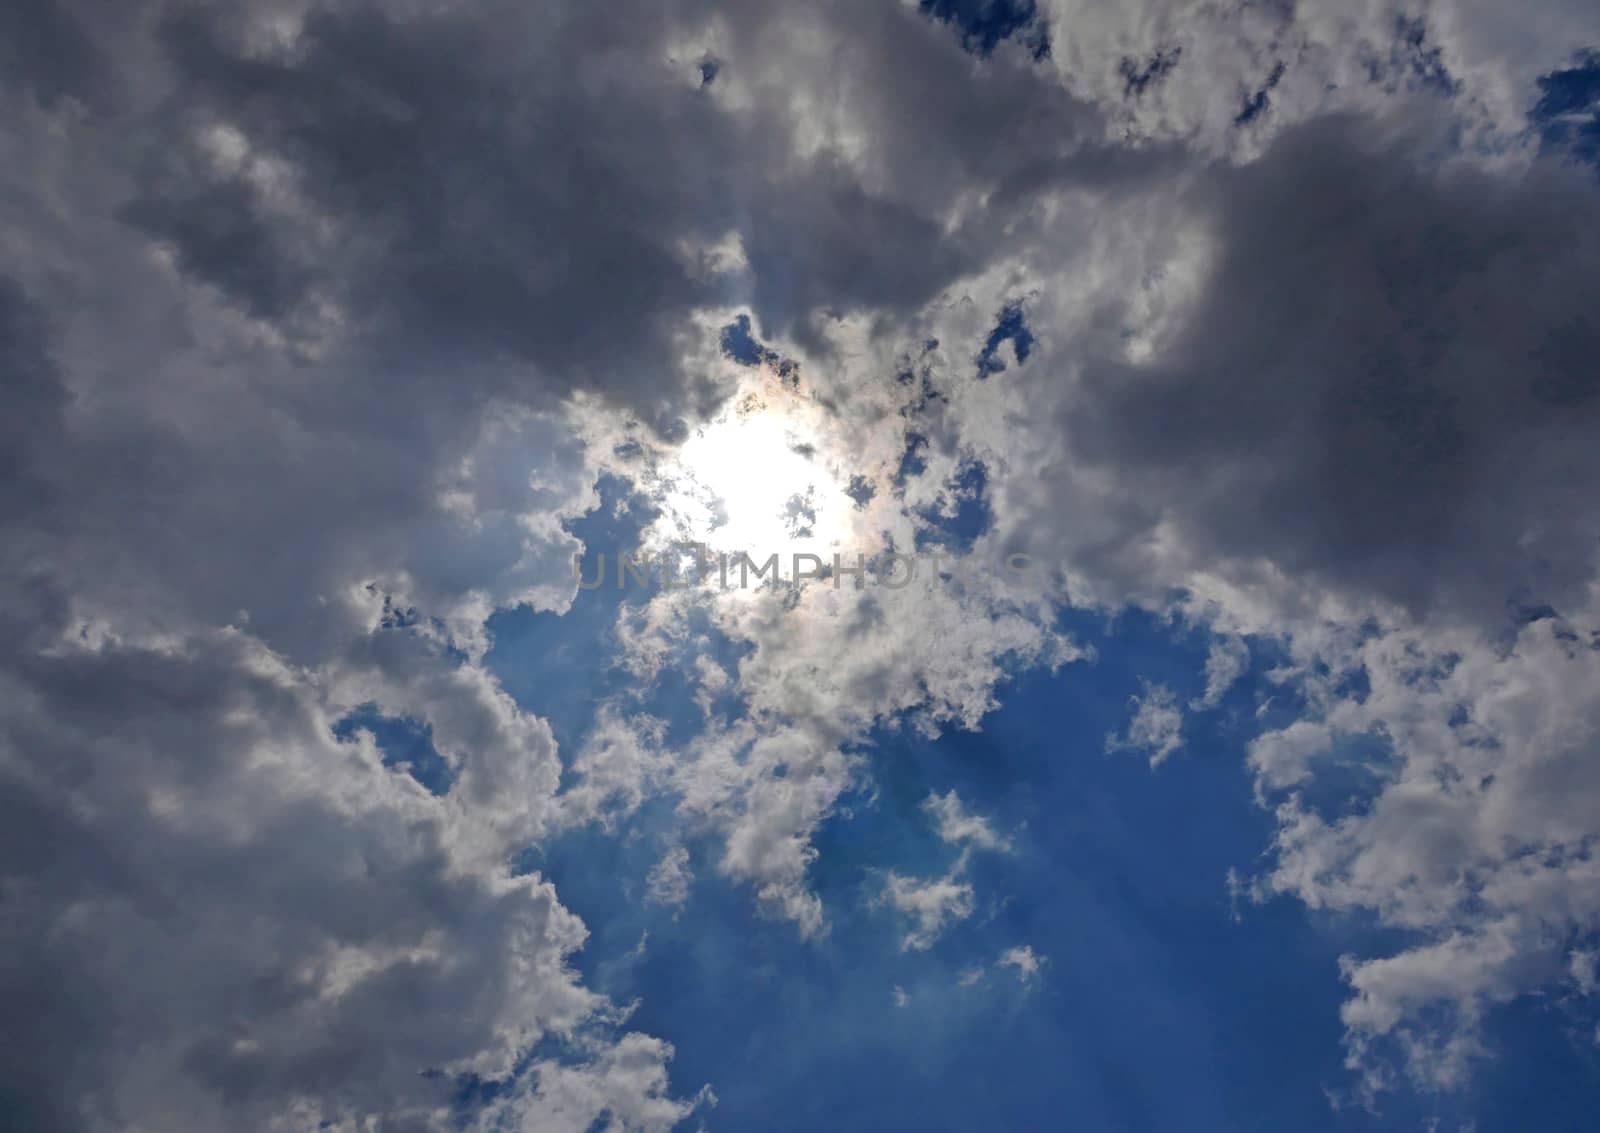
xmin=52 ymin=0 xmax=1119 ymax=427
xmin=1572 ymin=950 xmax=1600 ymax=997
xmin=1192 ymin=634 xmax=1249 ymax=710
xmin=556 ymin=708 xmax=673 ymax=833
xmin=922 ymin=789 xmax=1014 ymax=853
xmin=6 ymin=2 xmax=1093 ymax=1107
xmin=0 ymin=0 xmax=1123 ymax=983
xmin=1107 ymin=682 xmax=1184 ymax=767
xmin=1245 ymin=613 xmax=1600 ymax=1091
xmin=1038 ymin=0 xmax=1600 ymax=147
xmin=985 ymin=112 xmax=1600 ymax=629
xmin=999 ymin=944 xmax=1047 ymax=986
xmin=876 ymin=792 xmax=1016 ymax=951
xmin=646 ymin=846 xmax=695 ymax=909
xmin=469 ymin=1032 xmax=713 ymax=1133
xmin=879 ymin=864 xmax=978 ymax=953
xmin=645 ymin=568 xmax=1080 ymax=933
xmin=0 ymin=616 xmax=705 ymax=1131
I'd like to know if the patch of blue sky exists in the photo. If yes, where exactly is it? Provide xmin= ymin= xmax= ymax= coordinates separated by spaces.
xmin=331 ymin=703 xmax=456 ymax=796
xmin=1235 ymin=60 xmax=1287 ymax=127
xmin=974 ymin=301 xmax=1034 ymax=378
xmin=1532 ymin=51 xmax=1600 ymax=169
xmin=893 ymin=431 xmax=929 ymax=490
xmin=913 ymin=460 xmax=992 ymax=554
xmin=486 ymin=475 xmax=746 ymax=758
xmin=720 ymin=313 xmax=799 ymax=384
xmin=919 ymin=0 xmax=1048 ymax=61
xmin=1465 ymin=995 xmax=1600 ymax=1132
xmin=484 ymin=479 xmax=647 ymax=754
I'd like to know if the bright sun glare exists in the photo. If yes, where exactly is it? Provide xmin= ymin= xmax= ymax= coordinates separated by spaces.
xmin=655 ymin=389 xmax=857 ymax=563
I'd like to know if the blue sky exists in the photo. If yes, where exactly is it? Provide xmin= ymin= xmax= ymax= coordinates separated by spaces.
xmin=470 ymin=488 xmax=1600 ymax=1131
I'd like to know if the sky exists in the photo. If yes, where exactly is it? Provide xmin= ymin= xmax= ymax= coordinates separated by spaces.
xmin=3 ymin=2 xmax=1600 ymax=1131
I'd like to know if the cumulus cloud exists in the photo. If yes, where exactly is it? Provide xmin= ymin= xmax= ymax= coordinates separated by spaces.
xmin=0 ymin=246 xmax=643 ymax=1124
xmin=556 ymin=709 xmax=674 ymax=833
xmin=0 ymin=614 xmax=696 ymax=1131
xmin=1244 ymin=612 xmax=1600 ymax=1092
xmin=468 ymin=1032 xmax=713 ymax=1133
xmin=1055 ymin=115 xmax=1600 ymax=627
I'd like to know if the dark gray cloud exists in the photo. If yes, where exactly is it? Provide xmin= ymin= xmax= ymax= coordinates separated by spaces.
xmin=0 ymin=620 xmax=600 ymax=1132
xmin=96 ymin=0 xmax=1106 ymax=414
xmin=1038 ymin=114 xmax=1600 ymax=624
xmin=0 ymin=279 xmax=69 ymax=524
xmin=135 ymin=1 xmax=738 ymax=411
xmin=0 ymin=0 xmax=100 ymax=106
xmin=0 ymin=0 xmax=1119 ymax=652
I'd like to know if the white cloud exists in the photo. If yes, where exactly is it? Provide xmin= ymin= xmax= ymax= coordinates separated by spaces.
xmin=556 ymin=709 xmax=673 ymax=833
xmin=1247 ymin=613 xmax=1600 ymax=1091
xmin=999 ymin=945 xmax=1047 ymax=986
xmin=1192 ymin=635 xmax=1249 ymax=710
xmin=923 ymin=790 xmax=1013 ymax=853
xmin=470 ymin=1033 xmax=714 ymax=1133
xmin=874 ymin=794 xmax=1016 ymax=951
xmin=879 ymin=861 xmax=978 ymax=953
xmin=1246 ymin=719 xmax=1337 ymax=795
xmin=1107 ymin=682 xmax=1185 ymax=767
xmin=646 ymin=845 xmax=695 ymax=909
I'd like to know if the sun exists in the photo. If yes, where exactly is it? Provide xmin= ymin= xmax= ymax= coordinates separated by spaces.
xmin=652 ymin=386 xmax=858 ymax=564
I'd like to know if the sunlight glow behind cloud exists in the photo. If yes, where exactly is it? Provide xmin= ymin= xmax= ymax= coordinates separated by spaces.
xmin=651 ymin=383 xmax=862 ymax=563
